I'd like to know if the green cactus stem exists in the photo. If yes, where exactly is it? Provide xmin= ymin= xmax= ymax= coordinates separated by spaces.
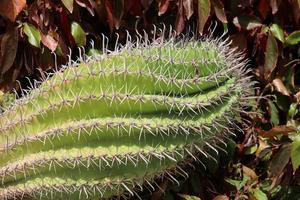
xmin=0 ymin=32 xmax=254 ymax=200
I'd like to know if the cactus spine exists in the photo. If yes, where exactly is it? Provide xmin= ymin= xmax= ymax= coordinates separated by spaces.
xmin=0 ymin=32 xmax=253 ymax=199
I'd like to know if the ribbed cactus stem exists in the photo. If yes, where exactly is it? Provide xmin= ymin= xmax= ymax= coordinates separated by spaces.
xmin=0 ymin=33 xmax=253 ymax=199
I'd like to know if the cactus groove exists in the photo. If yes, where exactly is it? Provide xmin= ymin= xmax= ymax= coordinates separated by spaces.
xmin=0 ymin=33 xmax=253 ymax=199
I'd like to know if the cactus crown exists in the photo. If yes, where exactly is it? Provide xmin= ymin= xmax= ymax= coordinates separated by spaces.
xmin=0 ymin=28 xmax=254 ymax=200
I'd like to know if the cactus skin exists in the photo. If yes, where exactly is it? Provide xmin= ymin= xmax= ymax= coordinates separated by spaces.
xmin=0 ymin=34 xmax=253 ymax=200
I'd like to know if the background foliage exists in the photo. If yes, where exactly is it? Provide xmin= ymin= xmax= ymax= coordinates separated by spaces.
xmin=0 ymin=0 xmax=299 ymax=199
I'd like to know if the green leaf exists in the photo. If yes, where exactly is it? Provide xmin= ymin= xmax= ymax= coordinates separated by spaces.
xmin=270 ymin=24 xmax=285 ymax=43
xmin=269 ymin=100 xmax=279 ymax=126
xmin=61 ymin=0 xmax=74 ymax=13
xmin=285 ymin=31 xmax=300 ymax=46
xmin=225 ymin=176 xmax=249 ymax=190
xmin=197 ymin=0 xmax=211 ymax=35
xmin=251 ymin=188 xmax=268 ymax=200
xmin=264 ymin=33 xmax=278 ymax=76
xmin=23 ymin=23 xmax=41 ymax=48
xmin=178 ymin=194 xmax=201 ymax=200
xmin=270 ymin=144 xmax=291 ymax=177
xmin=291 ymin=139 xmax=300 ymax=171
xmin=71 ymin=22 xmax=86 ymax=46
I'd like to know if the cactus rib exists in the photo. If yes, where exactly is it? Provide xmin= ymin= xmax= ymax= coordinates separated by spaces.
xmin=0 ymin=34 xmax=254 ymax=200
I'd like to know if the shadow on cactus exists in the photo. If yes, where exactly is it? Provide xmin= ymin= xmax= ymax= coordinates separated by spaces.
xmin=0 ymin=28 xmax=255 ymax=199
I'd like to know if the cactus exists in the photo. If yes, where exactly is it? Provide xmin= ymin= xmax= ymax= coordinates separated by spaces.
xmin=0 ymin=32 xmax=254 ymax=200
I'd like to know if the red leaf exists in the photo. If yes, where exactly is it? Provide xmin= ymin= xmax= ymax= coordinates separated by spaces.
xmin=112 ymin=0 xmax=124 ymax=30
xmin=197 ymin=0 xmax=211 ymax=35
xmin=175 ymin=0 xmax=185 ymax=34
xmin=59 ymin=9 xmax=75 ymax=46
xmin=158 ymin=0 xmax=170 ymax=16
xmin=41 ymin=34 xmax=58 ymax=52
xmin=104 ymin=0 xmax=114 ymax=32
xmin=258 ymin=0 xmax=270 ymax=20
xmin=0 ymin=27 xmax=18 ymax=75
xmin=183 ymin=0 xmax=194 ymax=20
xmin=270 ymin=0 xmax=279 ymax=14
xmin=0 ymin=0 xmax=26 ymax=22
xmin=128 ymin=0 xmax=143 ymax=16
xmin=211 ymin=0 xmax=227 ymax=23
xmin=141 ymin=0 xmax=153 ymax=10
xmin=75 ymin=0 xmax=95 ymax=16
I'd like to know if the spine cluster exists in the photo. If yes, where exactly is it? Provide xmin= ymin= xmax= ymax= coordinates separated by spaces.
xmin=0 ymin=34 xmax=253 ymax=199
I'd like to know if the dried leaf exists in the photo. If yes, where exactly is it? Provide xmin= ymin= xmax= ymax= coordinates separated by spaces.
xmin=183 ymin=0 xmax=194 ymax=19
xmin=23 ymin=23 xmax=41 ymax=48
xmin=211 ymin=0 xmax=227 ymax=23
xmin=0 ymin=0 xmax=26 ymax=22
xmin=0 ymin=27 xmax=18 ymax=75
xmin=158 ymin=0 xmax=170 ymax=16
xmin=261 ymin=125 xmax=296 ymax=138
xmin=264 ymin=33 xmax=278 ymax=78
xmin=61 ymin=0 xmax=74 ymax=13
xmin=198 ymin=0 xmax=211 ymax=35
xmin=41 ymin=34 xmax=58 ymax=52
xmin=272 ymin=78 xmax=290 ymax=96
xmin=285 ymin=30 xmax=300 ymax=46
xmin=270 ymin=24 xmax=285 ymax=43
xmin=233 ymin=15 xmax=262 ymax=30
xmin=71 ymin=22 xmax=86 ymax=46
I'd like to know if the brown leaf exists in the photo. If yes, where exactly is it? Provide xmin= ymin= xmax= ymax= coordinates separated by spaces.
xmin=175 ymin=0 xmax=185 ymax=34
xmin=198 ymin=0 xmax=211 ymax=35
xmin=0 ymin=0 xmax=26 ymax=22
xmin=272 ymin=78 xmax=290 ymax=96
xmin=41 ymin=34 xmax=58 ymax=52
xmin=230 ymin=33 xmax=247 ymax=52
xmin=0 ymin=27 xmax=18 ymax=75
xmin=242 ymin=165 xmax=257 ymax=179
xmin=213 ymin=195 xmax=229 ymax=200
xmin=183 ymin=0 xmax=194 ymax=19
xmin=158 ymin=0 xmax=170 ymax=16
xmin=260 ymin=125 xmax=296 ymax=138
xmin=211 ymin=0 xmax=227 ymax=23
